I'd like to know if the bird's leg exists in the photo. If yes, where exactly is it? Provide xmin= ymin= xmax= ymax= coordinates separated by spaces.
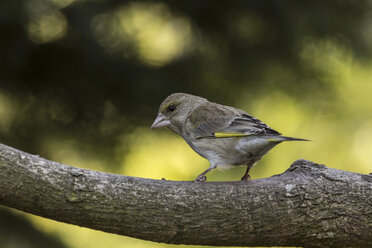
xmin=241 ymin=168 xmax=251 ymax=181
xmin=193 ymin=165 xmax=216 ymax=182
xmin=241 ymin=164 xmax=253 ymax=181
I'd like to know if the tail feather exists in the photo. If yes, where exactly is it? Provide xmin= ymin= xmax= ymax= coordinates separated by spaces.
xmin=267 ymin=136 xmax=310 ymax=142
xmin=280 ymin=136 xmax=310 ymax=142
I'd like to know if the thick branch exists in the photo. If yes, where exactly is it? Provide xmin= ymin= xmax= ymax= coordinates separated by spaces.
xmin=0 ymin=143 xmax=371 ymax=248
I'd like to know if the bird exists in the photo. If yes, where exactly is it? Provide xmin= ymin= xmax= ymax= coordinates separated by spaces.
xmin=151 ymin=93 xmax=308 ymax=182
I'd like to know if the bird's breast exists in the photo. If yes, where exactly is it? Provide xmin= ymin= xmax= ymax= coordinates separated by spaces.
xmin=184 ymin=136 xmax=280 ymax=166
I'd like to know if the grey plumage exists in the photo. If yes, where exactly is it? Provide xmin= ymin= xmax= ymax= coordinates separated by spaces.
xmin=151 ymin=93 xmax=308 ymax=182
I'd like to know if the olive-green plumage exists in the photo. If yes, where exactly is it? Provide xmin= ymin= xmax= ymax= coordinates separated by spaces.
xmin=151 ymin=93 xmax=308 ymax=182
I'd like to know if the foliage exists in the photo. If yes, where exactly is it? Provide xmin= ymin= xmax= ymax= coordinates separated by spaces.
xmin=1 ymin=0 xmax=371 ymax=247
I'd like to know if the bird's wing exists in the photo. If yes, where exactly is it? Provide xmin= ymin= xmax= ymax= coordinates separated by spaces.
xmin=187 ymin=102 xmax=280 ymax=139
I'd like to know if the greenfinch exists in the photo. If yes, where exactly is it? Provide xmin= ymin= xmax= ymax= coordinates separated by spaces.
xmin=151 ymin=93 xmax=308 ymax=182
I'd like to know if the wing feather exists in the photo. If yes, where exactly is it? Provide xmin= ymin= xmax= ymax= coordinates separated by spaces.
xmin=187 ymin=102 xmax=280 ymax=138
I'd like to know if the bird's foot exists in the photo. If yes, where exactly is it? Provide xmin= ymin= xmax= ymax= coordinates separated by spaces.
xmin=193 ymin=175 xmax=207 ymax=182
xmin=241 ymin=174 xmax=251 ymax=181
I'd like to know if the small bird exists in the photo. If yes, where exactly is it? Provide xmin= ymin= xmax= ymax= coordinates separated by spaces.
xmin=151 ymin=93 xmax=308 ymax=182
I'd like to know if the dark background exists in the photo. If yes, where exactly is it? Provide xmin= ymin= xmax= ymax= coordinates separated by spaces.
xmin=1 ymin=0 xmax=372 ymax=247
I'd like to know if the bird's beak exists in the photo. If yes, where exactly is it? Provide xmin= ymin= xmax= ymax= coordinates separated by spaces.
xmin=151 ymin=114 xmax=170 ymax=129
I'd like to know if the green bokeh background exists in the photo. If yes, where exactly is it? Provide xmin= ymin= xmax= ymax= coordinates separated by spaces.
xmin=1 ymin=0 xmax=372 ymax=247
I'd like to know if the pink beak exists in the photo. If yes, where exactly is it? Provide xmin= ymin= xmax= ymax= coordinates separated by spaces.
xmin=151 ymin=114 xmax=171 ymax=129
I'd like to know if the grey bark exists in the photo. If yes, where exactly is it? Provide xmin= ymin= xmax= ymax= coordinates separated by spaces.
xmin=0 ymin=143 xmax=371 ymax=248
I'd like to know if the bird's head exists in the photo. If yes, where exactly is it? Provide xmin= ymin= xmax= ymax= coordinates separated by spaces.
xmin=151 ymin=93 xmax=207 ymax=134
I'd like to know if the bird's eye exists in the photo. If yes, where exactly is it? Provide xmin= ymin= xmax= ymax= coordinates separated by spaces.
xmin=167 ymin=105 xmax=176 ymax=112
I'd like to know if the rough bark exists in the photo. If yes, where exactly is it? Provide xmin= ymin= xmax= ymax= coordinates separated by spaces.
xmin=0 ymin=143 xmax=371 ymax=248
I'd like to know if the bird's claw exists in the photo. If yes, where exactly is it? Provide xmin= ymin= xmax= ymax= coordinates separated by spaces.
xmin=193 ymin=175 xmax=207 ymax=182
xmin=241 ymin=174 xmax=251 ymax=181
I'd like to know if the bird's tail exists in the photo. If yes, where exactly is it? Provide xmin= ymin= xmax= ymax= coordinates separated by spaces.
xmin=280 ymin=136 xmax=310 ymax=142
xmin=267 ymin=136 xmax=310 ymax=142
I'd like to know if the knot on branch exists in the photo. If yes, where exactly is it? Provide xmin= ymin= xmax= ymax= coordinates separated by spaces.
xmin=286 ymin=159 xmax=326 ymax=172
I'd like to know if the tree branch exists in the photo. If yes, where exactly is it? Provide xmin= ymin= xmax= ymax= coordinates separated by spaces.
xmin=0 ymin=143 xmax=371 ymax=248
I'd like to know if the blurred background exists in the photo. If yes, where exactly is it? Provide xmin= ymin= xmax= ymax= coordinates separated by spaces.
xmin=1 ymin=0 xmax=372 ymax=247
